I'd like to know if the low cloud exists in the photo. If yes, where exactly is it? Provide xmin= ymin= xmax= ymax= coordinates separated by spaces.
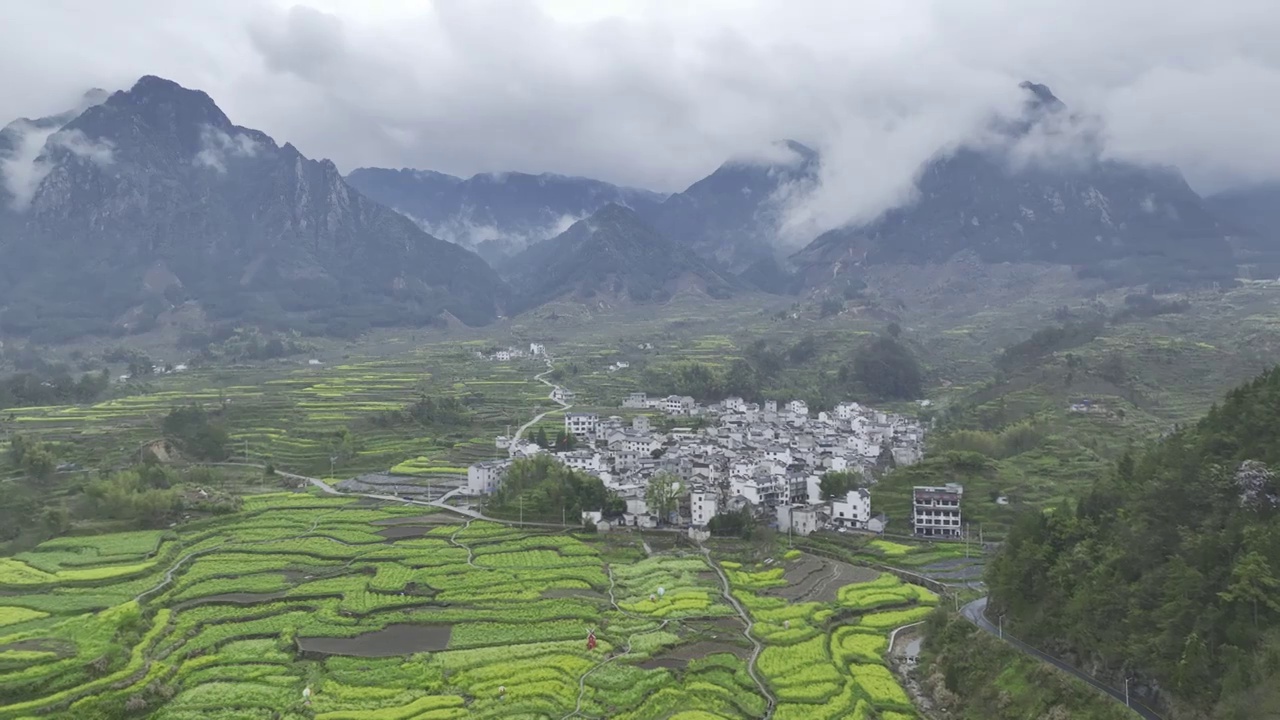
xmin=2 ymin=126 xmax=114 ymax=210
xmin=193 ymin=125 xmax=262 ymax=172
xmin=3 ymin=0 xmax=1280 ymax=243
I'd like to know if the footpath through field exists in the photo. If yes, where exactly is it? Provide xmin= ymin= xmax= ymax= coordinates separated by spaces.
xmin=962 ymin=598 xmax=1162 ymax=720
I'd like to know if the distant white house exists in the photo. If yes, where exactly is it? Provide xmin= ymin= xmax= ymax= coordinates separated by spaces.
xmin=776 ymin=504 xmax=821 ymax=537
xmin=831 ymin=488 xmax=871 ymax=527
xmin=552 ymin=387 xmax=575 ymax=403
xmin=788 ymin=400 xmax=809 ymax=417
xmin=664 ymin=395 xmax=696 ymax=415
xmin=564 ymin=412 xmax=599 ymax=439
xmin=623 ymin=392 xmax=648 ymax=408
xmin=691 ymin=489 xmax=718 ymax=526
xmin=467 ymin=460 xmax=508 ymax=494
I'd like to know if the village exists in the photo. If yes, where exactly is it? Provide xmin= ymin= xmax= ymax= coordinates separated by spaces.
xmin=468 ymin=389 xmax=964 ymax=539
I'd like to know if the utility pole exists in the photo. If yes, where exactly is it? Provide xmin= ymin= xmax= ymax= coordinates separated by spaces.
xmin=520 ymin=494 xmax=524 ymax=526
xmin=965 ymin=523 xmax=970 ymax=558
xmin=1125 ymin=677 xmax=1130 ymax=707
xmin=244 ymin=439 xmax=249 ymax=462
xmin=998 ymin=614 xmax=1004 ymax=640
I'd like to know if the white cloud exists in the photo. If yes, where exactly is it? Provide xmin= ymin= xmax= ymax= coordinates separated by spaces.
xmin=2 ymin=126 xmax=114 ymax=210
xmin=193 ymin=125 xmax=263 ymax=172
xmin=1 ymin=0 xmax=1280 ymax=236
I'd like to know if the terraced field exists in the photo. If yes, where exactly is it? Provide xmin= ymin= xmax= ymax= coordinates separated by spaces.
xmin=5 ymin=344 xmax=550 ymax=478
xmin=0 ymin=492 xmax=935 ymax=719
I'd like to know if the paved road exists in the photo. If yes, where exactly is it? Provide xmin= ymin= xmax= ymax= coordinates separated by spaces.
xmin=282 ymin=471 xmax=576 ymax=530
xmin=510 ymin=355 xmax=573 ymax=457
xmin=962 ymin=598 xmax=1163 ymax=720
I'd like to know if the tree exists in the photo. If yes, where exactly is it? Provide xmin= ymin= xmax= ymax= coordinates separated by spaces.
xmin=819 ymin=470 xmax=862 ymax=500
xmin=535 ymin=427 xmax=549 ymax=448
xmin=848 ymin=334 xmax=923 ymax=400
xmin=645 ymin=473 xmax=684 ymax=525
xmin=161 ymin=405 xmax=229 ymax=461
xmin=1219 ymin=551 xmax=1280 ymax=628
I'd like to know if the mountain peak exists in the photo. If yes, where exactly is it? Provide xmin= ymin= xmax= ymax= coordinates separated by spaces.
xmin=99 ymin=75 xmax=233 ymax=134
xmin=1018 ymin=81 xmax=1065 ymax=112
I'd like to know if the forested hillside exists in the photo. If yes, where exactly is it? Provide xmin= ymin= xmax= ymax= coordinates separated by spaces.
xmin=987 ymin=367 xmax=1280 ymax=718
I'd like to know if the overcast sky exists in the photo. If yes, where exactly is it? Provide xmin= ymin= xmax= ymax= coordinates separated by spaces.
xmin=4 ymin=0 xmax=1280 ymax=230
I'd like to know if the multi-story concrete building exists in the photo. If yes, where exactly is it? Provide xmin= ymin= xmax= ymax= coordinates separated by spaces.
xmin=831 ymin=488 xmax=871 ymax=528
xmin=467 ymin=460 xmax=508 ymax=494
xmin=690 ymin=489 xmax=718 ymax=527
xmin=912 ymin=483 xmax=963 ymax=538
xmin=564 ymin=412 xmax=599 ymax=439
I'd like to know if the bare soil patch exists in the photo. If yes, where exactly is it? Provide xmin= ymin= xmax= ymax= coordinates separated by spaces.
xmin=296 ymin=624 xmax=452 ymax=657
xmin=638 ymin=640 xmax=750 ymax=670
xmin=0 ymin=639 xmax=76 ymax=658
xmin=372 ymin=514 xmax=453 ymax=527
xmin=768 ymin=554 xmax=880 ymax=603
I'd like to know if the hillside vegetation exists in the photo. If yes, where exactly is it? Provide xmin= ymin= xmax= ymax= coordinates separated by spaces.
xmin=987 ymin=367 xmax=1280 ymax=718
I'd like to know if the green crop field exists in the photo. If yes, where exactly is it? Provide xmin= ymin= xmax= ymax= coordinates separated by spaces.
xmin=0 ymin=489 xmax=939 ymax=719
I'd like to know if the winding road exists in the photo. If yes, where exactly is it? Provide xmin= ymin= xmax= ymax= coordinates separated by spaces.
xmin=510 ymin=355 xmax=573 ymax=456
xmin=962 ymin=598 xmax=1163 ymax=720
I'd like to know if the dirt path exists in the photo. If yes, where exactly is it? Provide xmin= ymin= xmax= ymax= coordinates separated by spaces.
xmin=562 ymin=564 xmax=672 ymax=720
xmin=447 ymin=519 xmax=478 ymax=567
xmin=698 ymin=544 xmax=775 ymax=719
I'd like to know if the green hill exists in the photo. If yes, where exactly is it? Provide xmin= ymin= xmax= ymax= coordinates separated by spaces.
xmin=987 ymin=367 xmax=1280 ymax=718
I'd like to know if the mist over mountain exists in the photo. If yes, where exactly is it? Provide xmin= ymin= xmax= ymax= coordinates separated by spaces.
xmin=0 ymin=76 xmax=507 ymax=343
xmin=650 ymin=140 xmax=819 ymax=274
xmin=345 ymin=167 xmax=667 ymax=263
xmin=791 ymin=83 xmax=1242 ymax=289
xmin=503 ymin=203 xmax=736 ymax=312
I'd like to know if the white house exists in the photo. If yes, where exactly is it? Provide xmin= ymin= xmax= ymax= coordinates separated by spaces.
xmin=691 ymin=490 xmax=718 ymax=526
xmin=560 ymin=451 xmax=604 ymax=474
xmin=622 ymin=392 xmax=647 ymax=408
xmin=632 ymin=415 xmax=652 ymax=433
xmin=530 ymin=343 xmax=546 ymax=356
xmin=565 ymin=412 xmax=599 ymax=439
xmin=831 ymin=488 xmax=871 ymax=527
xmin=664 ymin=395 xmax=696 ymax=415
xmin=776 ymin=504 xmax=820 ymax=537
xmin=467 ymin=460 xmax=508 ymax=494
xmin=765 ymin=400 xmax=778 ymax=413
xmin=788 ymin=400 xmax=809 ymax=417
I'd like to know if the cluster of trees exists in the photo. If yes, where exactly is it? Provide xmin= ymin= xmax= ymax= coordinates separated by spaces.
xmin=818 ymin=470 xmax=865 ymax=500
xmin=839 ymin=328 xmax=924 ymax=401
xmin=936 ymin=421 xmax=1045 ymax=460
xmin=161 ymin=405 xmax=230 ymax=461
xmin=2 ymin=436 xmax=240 ymax=546
xmin=8 ymin=435 xmax=57 ymax=483
xmin=987 ymin=367 xmax=1280 ymax=716
xmin=639 ymin=327 xmax=924 ymax=406
xmin=371 ymin=394 xmax=471 ymax=429
xmin=533 ymin=427 xmax=578 ymax=451
xmin=0 ymin=368 xmax=110 ymax=410
xmin=995 ymin=319 xmax=1105 ymax=373
xmin=179 ymin=326 xmax=316 ymax=363
xmin=487 ymin=456 xmax=622 ymax=522
xmin=1112 ymin=292 xmax=1191 ymax=323
xmin=707 ymin=506 xmax=756 ymax=539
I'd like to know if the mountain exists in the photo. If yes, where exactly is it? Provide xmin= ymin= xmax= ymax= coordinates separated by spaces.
xmin=503 ymin=203 xmax=736 ymax=311
xmin=0 ymin=76 xmax=508 ymax=342
xmin=650 ymin=139 xmax=818 ymax=275
xmin=1206 ymin=183 xmax=1280 ymax=278
xmin=988 ymin=366 xmax=1280 ymax=716
xmin=792 ymin=83 xmax=1240 ymax=289
xmin=0 ymin=89 xmax=109 ymax=209
xmin=345 ymin=167 xmax=667 ymax=262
